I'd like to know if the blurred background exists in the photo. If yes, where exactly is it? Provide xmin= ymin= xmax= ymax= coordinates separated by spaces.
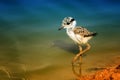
xmin=0 ymin=0 xmax=120 ymax=80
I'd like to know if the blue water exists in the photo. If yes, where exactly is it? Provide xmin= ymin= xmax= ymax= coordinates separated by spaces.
xmin=0 ymin=0 xmax=120 ymax=80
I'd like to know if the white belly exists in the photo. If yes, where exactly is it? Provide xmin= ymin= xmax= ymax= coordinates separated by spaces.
xmin=67 ymin=30 xmax=81 ymax=44
xmin=67 ymin=30 xmax=92 ymax=44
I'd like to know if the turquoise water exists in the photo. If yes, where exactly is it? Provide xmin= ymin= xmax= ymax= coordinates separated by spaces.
xmin=0 ymin=0 xmax=120 ymax=80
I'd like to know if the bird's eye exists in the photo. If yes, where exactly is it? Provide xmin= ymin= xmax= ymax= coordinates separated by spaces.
xmin=67 ymin=22 xmax=70 ymax=25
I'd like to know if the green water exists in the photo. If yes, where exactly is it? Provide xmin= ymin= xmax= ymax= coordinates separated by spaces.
xmin=0 ymin=0 xmax=120 ymax=80
xmin=0 ymin=25 xmax=120 ymax=80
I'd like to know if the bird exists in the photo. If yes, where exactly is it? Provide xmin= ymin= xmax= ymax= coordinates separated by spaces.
xmin=58 ymin=17 xmax=97 ymax=77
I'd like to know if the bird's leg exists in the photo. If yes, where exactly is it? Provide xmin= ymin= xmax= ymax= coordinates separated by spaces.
xmin=72 ymin=43 xmax=91 ymax=78
xmin=78 ymin=46 xmax=82 ymax=77
xmin=72 ymin=46 xmax=82 ymax=63
xmin=74 ymin=43 xmax=91 ymax=61
xmin=72 ymin=45 xmax=83 ymax=78
xmin=73 ymin=43 xmax=91 ymax=66
xmin=81 ymin=43 xmax=91 ymax=55
xmin=72 ymin=45 xmax=82 ymax=64
xmin=78 ymin=43 xmax=91 ymax=77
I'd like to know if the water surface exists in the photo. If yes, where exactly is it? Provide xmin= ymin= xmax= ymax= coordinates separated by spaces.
xmin=0 ymin=0 xmax=120 ymax=80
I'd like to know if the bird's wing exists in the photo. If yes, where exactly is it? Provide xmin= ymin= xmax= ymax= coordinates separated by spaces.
xmin=74 ymin=27 xmax=96 ymax=37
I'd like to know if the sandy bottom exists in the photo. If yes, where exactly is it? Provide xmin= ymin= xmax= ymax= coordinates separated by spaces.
xmin=0 ymin=55 xmax=120 ymax=80
xmin=28 ymin=56 xmax=120 ymax=80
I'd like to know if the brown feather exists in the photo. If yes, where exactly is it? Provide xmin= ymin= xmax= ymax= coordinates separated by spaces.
xmin=74 ymin=27 xmax=91 ymax=37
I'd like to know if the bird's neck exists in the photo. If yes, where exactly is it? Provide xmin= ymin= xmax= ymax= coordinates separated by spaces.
xmin=67 ymin=26 xmax=75 ymax=31
xmin=66 ymin=27 xmax=74 ymax=35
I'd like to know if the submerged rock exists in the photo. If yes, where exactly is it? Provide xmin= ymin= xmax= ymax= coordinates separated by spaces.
xmin=79 ymin=65 xmax=120 ymax=80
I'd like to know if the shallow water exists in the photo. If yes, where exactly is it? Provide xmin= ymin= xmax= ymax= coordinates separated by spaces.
xmin=0 ymin=0 xmax=120 ymax=80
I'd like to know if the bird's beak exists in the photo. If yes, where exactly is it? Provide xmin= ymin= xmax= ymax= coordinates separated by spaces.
xmin=58 ymin=26 xmax=64 ymax=31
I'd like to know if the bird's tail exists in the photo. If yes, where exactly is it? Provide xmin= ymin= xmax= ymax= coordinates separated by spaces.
xmin=92 ymin=32 xmax=97 ymax=36
xmin=84 ymin=32 xmax=97 ymax=37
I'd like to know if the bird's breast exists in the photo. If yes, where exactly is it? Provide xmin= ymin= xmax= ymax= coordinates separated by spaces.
xmin=66 ymin=30 xmax=81 ymax=44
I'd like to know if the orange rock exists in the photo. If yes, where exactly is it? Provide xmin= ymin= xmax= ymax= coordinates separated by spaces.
xmin=79 ymin=65 xmax=120 ymax=80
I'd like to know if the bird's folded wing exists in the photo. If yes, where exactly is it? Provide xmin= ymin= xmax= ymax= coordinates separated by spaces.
xmin=74 ymin=27 xmax=91 ymax=37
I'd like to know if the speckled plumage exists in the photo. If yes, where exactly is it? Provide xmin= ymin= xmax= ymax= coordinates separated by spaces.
xmin=59 ymin=17 xmax=97 ymax=44
xmin=73 ymin=27 xmax=96 ymax=37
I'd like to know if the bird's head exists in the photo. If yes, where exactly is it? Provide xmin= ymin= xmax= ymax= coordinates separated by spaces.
xmin=58 ymin=17 xmax=76 ymax=30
